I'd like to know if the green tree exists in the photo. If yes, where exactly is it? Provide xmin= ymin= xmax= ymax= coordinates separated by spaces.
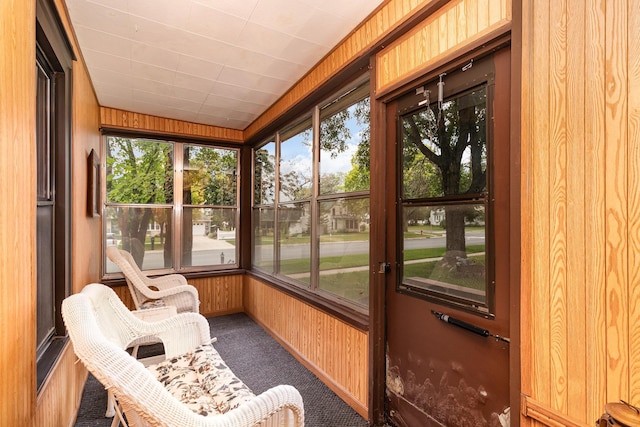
xmin=254 ymin=146 xmax=276 ymax=205
xmin=402 ymin=87 xmax=487 ymax=260
xmin=106 ymin=137 xmax=173 ymax=265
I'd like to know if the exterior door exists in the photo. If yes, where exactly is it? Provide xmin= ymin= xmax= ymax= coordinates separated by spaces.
xmin=385 ymin=47 xmax=512 ymax=427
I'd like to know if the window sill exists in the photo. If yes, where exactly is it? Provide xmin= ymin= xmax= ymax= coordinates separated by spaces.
xmin=247 ymin=270 xmax=369 ymax=331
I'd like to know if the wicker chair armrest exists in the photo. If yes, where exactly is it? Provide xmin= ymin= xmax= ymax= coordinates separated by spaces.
xmin=148 ymin=274 xmax=188 ymax=289
xmin=136 ymin=283 xmax=198 ymax=302
xmin=133 ymin=384 xmax=305 ymax=427
xmin=130 ymin=312 xmax=211 ymax=357
xmin=219 ymin=385 xmax=305 ymax=427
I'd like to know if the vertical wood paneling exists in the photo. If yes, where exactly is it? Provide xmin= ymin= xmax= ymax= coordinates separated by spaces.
xmin=583 ymin=0 xmax=607 ymax=418
xmin=100 ymin=107 xmax=244 ymax=143
xmin=243 ymin=276 xmax=368 ymax=417
xmin=628 ymin=0 xmax=640 ymax=406
xmin=111 ymin=275 xmax=244 ymax=317
xmin=530 ymin=0 xmax=551 ymax=408
xmin=35 ymin=344 xmax=88 ymax=427
xmin=0 ymin=0 xmax=36 ymax=425
xmin=375 ymin=0 xmax=512 ymax=94
xmin=548 ymin=0 xmax=568 ymax=414
xmin=71 ymin=50 xmax=102 ymax=294
xmin=190 ymin=275 xmax=244 ymax=317
xmin=522 ymin=0 xmax=638 ymax=425
xmin=566 ymin=0 xmax=587 ymax=419
xmin=35 ymin=0 xmax=103 ymax=425
xmin=604 ymin=0 xmax=629 ymax=403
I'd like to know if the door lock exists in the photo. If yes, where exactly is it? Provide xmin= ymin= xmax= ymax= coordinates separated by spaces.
xmin=378 ymin=262 xmax=391 ymax=274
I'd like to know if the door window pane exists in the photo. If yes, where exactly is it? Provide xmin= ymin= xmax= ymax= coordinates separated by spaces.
xmin=401 ymin=204 xmax=486 ymax=304
xmin=401 ymin=87 xmax=487 ymax=199
xmin=399 ymin=84 xmax=490 ymax=309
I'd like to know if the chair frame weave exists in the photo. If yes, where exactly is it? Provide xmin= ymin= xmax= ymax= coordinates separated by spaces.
xmin=62 ymin=283 xmax=304 ymax=427
xmin=106 ymin=246 xmax=199 ymax=313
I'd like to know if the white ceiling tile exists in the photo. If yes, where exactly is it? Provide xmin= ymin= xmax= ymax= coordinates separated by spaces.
xmin=216 ymin=67 xmax=289 ymax=95
xmin=74 ymin=26 xmax=132 ymax=58
xmin=131 ymin=42 xmax=181 ymax=70
xmin=235 ymin=21 xmax=324 ymax=62
xmin=192 ymin=0 xmax=259 ymax=21
xmin=186 ymin=3 xmax=247 ymax=42
xmin=176 ymin=55 xmax=224 ymax=81
xmin=126 ymin=0 xmax=192 ymax=28
xmin=65 ymin=0 xmax=383 ymax=130
xmin=130 ymin=62 xmax=176 ymax=84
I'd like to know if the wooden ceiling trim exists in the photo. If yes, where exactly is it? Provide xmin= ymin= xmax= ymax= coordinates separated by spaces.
xmin=100 ymin=107 xmax=244 ymax=143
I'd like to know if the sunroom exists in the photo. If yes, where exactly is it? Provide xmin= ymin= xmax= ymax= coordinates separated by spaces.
xmin=2 ymin=0 xmax=640 ymax=426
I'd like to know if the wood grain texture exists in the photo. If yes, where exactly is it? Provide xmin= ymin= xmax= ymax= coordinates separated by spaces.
xmin=243 ymin=276 xmax=368 ymax=417
xmin=375 ymin=0 xmax=511 ymax=93
xmin=548 ymin=0 xmax=568 ymax=415
xmin=530 ymin=0 xmax=551 ymax=408
xmin=604 ymin=0 xmax=629 ymax=404
xmin=565 ymin=0 xmax=587 ymax=419
xmin=583 ymin=0 xmax=607 ymax=419
xmin=521 ymin=0 xmax=638 ymax=425
xmin=100 ymin=107 xmax=244 ymax=143
xmin=35 ymin=343 xmax=88 ymax=427
xmin=190 ymin=275 xmax=244 ymax=317
xmin=71 ymin=51 xmax=102 ymax=294
xmin=0 ymin=0 xmax=37 ymax=425
xmin=628 ymin=0 xmax=640 ymax=407
xmin=111 ymin=275 xmax=244 ymax=317
xmin=521 ymin=396 xmax=591 ymax=427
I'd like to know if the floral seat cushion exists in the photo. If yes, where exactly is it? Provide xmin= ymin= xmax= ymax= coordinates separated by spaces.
xmin=148 ymin=344 xmax=255 ymax=416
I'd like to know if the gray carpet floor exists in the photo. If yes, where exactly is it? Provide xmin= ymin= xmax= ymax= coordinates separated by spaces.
xmin=74 ymin=312 xmax=368 ymax=427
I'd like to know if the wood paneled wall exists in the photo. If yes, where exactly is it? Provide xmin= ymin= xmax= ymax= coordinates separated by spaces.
xmin=113 ymin=274 xmax=244 ymax=317
xmin=0 ymin=0 xmax=37 ymax=425
xmin=244 ymin=0 xmax=433 ymax=140
xmin=243 ymin=276 xmax=369 ymax=418
xmin=34 ymin=0 xmax=103 ymax=425
xmin=376 ymin=0 xmax=511 ymax=93
xmin=520 ymin=0 xmax=640 ymax=425
xmin=34 ymin=344 xmax=88 ymax=427
xmin=100 ymin=107 xmax=244 ymax=143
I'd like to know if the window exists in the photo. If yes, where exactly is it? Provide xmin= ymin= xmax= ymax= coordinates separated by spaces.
xmin=397 ymin=68 xmax=493 ymax=313
xmin=104 ymin=137 xmax=239 ymax=275
xmin=252 ymin=77 xmax=370 ymax=309
xmin=35 ymin=0 xmax=74 ymax=390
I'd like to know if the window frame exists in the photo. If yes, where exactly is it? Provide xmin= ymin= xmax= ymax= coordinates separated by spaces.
xmin=395 ymin=60 xmax=497 ymax=316
xmin=251 ymin=76 xmax=371 ymax=313
xmin=35 ymin=0 xmax=75 ymax=392
xmin=102 ymin=135 xmax=241 ymax=279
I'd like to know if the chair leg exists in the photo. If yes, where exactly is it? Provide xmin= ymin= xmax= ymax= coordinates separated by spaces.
xmin=106 ymin=390 xmax=116 ymax=417
xmin=110 ymin=394 xmax=128 ymax=427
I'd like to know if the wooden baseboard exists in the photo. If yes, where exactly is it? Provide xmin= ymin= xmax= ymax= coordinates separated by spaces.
xmin=521 ymin=395 xmax=590 ymax=427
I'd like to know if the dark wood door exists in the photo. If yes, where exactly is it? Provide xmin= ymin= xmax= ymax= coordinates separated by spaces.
xmin=385 ymin=47 xmax=512 ymax=427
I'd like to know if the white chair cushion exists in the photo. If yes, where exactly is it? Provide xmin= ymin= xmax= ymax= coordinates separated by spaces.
xmin=148 ymin=344 xmax=255 ymax=416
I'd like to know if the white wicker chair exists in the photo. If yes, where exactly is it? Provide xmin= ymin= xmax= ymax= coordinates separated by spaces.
xmin=106 ymin=246 xmax=199 ymax=313
xmin=62 ymin=283 xmax=305 ymax=427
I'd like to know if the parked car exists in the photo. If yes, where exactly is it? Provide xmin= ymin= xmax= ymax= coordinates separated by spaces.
xmin=106 ymin=233 xmax=118 ymax=247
